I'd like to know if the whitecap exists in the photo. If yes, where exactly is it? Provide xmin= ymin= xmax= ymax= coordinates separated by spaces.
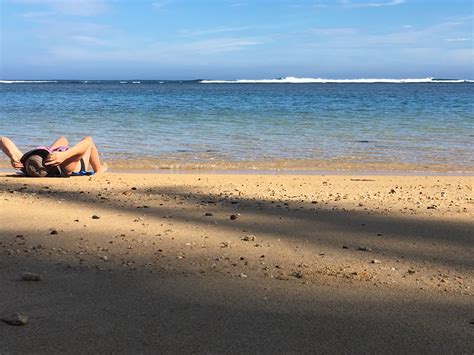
xmin=200 ymin=76 xmax=473 ymax=84
xmin=0 ymin=80 xmax=58 ymax=84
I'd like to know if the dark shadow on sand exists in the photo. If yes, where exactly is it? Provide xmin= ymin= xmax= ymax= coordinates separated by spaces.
xmin=0 ymin=178 xmax=473 ymax=271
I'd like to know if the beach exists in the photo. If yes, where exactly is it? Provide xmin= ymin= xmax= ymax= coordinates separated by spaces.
xmin=1 ymin=171 xmax=473 ymax=352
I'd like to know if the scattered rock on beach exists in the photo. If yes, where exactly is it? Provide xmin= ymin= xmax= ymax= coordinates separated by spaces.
xmin=20 ymin=272 xmax=41 ymax=281
xmin=291 ymin=271 xmax=303 ymax=279
xmin=204 ymin=212 xmax=213 ymax=216
xmin=1 ymin=313 xmax=29 ymax=326
xmin=92 ymin=215 xmax=101 ymax=219
xmin=50 ymin=229 xmax=58 ymax=235
xmin=242 ymin=235 xmax=256 ymax=241
xmin=230 ymin=214 xmax=238 ymax=220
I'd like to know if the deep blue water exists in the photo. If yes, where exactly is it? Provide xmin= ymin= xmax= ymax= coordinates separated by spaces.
xmin=1 ymin=81 xmax=473 ymax=168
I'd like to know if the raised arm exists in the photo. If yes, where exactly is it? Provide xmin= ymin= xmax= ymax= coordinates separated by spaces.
xmin=0 ymin=137 xmax=24 ymax=169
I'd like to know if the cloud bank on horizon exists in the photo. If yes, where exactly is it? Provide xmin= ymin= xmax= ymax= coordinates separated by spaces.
xmin=1 ymin=0 xmax=473 ymax=79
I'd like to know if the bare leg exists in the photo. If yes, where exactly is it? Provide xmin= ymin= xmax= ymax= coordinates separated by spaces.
xmin=44 ymin=136 xmax=107 ymax=174
xmin=49 ymin=136 xmax=69 ymax=150
xmin=87 ymin=139 xmax=107 ymax=173
xmin=1 ymin=137 xmax=24 ymax=169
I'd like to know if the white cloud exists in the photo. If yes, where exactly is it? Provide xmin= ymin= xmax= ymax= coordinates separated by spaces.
xmin=445 ymin=38 xmax=471 ymax=42
xmin=13 ymin=0 xmax=107 ymax=16
xmin=308 ymin=27 xmax=357 ymax=36
xmin=70 ymin=35 xmax=111 ymax=46
xmin=174 ymin=38 xmax=260 ymax=53
xmin=45 ymin=36 xmax=261 ymax=65
xmin=179 ymin=26 xmax=254 ymax=37
xmin=152 ymin=0 xmax=172 ymax=9
xmin=341 ymin=0 xmax=405 ymax=8
xmin=20 ymin=10 xmax=56 ymax=18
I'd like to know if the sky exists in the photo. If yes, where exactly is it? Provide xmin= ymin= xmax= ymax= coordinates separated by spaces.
xmin=0 ymin=0 xmax=473 ymax=79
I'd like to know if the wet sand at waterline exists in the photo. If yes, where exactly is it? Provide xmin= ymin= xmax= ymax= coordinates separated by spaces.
xmin=0 ymin=172 xmax=473 ymax=353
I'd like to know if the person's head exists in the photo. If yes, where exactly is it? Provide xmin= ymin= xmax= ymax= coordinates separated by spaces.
xmin=20 ymin=148 xmax=62 ymax=177
xmin=24 ymin=155 xmax=48 ymax=177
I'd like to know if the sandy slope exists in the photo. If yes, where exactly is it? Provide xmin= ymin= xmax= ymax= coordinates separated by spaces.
xmin=0 ymin=172 xmax=473 ymax=353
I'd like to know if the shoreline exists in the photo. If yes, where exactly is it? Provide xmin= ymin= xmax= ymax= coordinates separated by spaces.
xmin=1 ymin=158 xmax=473 ymax=176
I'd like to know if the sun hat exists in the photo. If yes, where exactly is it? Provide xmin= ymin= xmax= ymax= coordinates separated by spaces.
xmin=20 ymin=148 xmax=62 ymax=177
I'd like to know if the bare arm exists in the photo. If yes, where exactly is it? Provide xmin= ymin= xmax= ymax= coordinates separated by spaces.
xmin=1 ymin=137 xmax=24 ymax=169
xmin=44 ymin=136 xmax=92 ymax=167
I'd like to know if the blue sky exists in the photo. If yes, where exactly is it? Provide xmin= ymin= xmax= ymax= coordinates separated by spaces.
xmin=1 ymin=0 xmax=472 ymax=79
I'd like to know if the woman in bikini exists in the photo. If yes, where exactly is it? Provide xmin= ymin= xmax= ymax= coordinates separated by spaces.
xmin=1 ymin=136 xmax=108 ymax=176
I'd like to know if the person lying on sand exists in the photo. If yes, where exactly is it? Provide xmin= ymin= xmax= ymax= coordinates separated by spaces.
xmin=0 ymin=136 xmax=107 ymax=177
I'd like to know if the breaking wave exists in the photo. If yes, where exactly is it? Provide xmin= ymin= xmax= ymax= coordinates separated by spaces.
xmin=200 ymin=76 xmax=473 ymax=84
xmin=0 ymin=80 xmax=58 ymax=84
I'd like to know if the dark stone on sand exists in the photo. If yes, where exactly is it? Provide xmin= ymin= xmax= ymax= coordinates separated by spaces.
xmin=50 ymin=229 xmax=58 ymax=235
xmin=291 ymin=271 xmax=303 ymax=279
xmin=92 ymin=215 xmax=101 ymax=219
xmin=204 ymin=212 xmax=213 ymax=216
xmin=242 ymin=235 xmax=256 ymax=241
xmin=1 ymin=313 xmax=29 ymax=326
xmin=230 ymin=214 xmax=238 ymax=220
xmin=342 ymin=245 xmax=348 ymax=249
xmin=376 ymin=233 xmax=383 ymax=236
xmin=131 ymin=187 xmax=137 ymax=190
xmin=20 ymin=272 xmax=41 ymax=281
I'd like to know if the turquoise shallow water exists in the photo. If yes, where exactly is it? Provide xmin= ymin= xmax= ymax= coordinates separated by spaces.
xmin=1 ymin=81 xmax=473 ymax=169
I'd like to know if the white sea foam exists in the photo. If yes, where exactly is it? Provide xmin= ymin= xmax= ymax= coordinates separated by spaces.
xmin=0 ymin=80 xmax=58 ymax=84
xmin=200 ymin=76 xmax=473 ymax=84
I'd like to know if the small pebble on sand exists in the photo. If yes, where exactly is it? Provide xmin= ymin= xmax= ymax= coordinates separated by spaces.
xmin=92 ymin=215 xmax=101 ymax=219
xmin=1 ymin=313 xmax=29 ymax=326
xmin=20 ymin=272 xmax=41 ymax=281
xmin=242 ymin=235 xmax=256 ymax=241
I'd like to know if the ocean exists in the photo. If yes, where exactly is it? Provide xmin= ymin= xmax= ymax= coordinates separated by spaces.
xmin=1 ymin=78 xmax=473 ymax=172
